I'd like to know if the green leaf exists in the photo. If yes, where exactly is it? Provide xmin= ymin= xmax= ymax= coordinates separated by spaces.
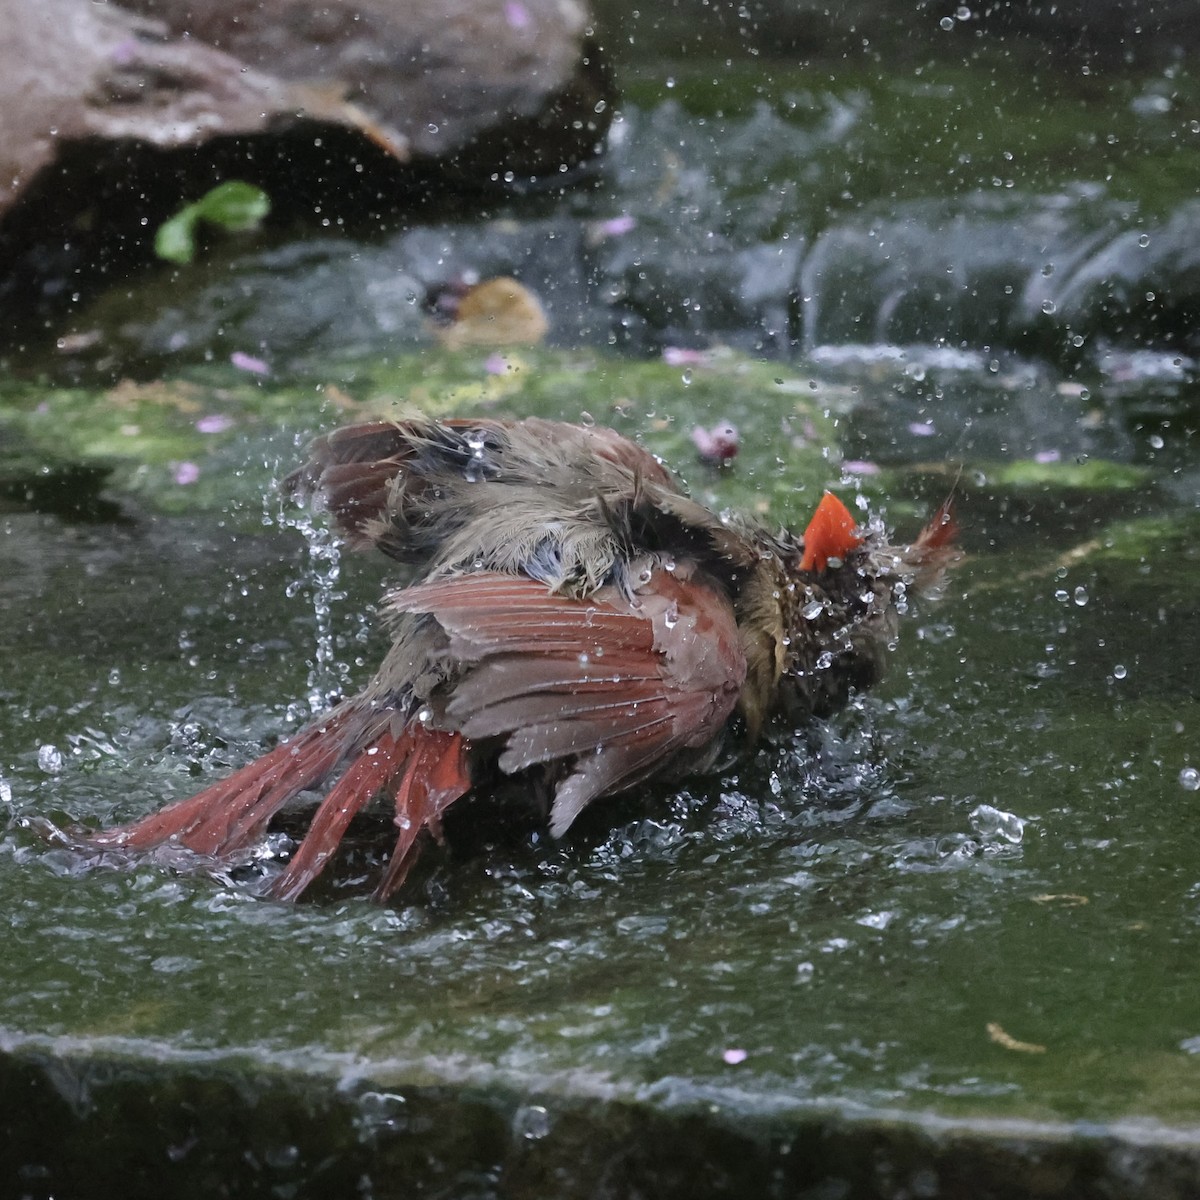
xmin=154 ymin=182 xmax=271 ymax=265
xmin=154 ymin=203 xmax=201 ymax=264
xmin=191 ymin=181 xmax=271 ymax=232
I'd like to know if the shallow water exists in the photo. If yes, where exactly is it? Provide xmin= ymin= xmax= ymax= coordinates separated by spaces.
xmin=2 ymin=346 xmax=1198 ymax=1147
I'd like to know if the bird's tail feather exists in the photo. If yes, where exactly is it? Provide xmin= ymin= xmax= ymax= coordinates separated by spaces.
xmin=88 ymin=703 xmax=472 ymax=900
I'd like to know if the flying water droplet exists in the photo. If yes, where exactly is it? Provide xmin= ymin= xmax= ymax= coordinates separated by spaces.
xmin=513 ymin=1105 xmax=551 ymax=1141
xmin=1180 ymin=767 xmax=1200 ymax=792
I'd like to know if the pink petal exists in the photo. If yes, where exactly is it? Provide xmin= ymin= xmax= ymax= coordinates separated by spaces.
xmin=173 ymin=462 xmax=200 ymax=486
xmin=504 ymin=1 xmax=531 ymax=29
xmin=663 ymin=346 xmax=709 ymax=367
xmin=722 ymin=1048 xmax=748 ymax=1065
xmin=691 ymin=422 xmax=739 ymax=463
xmin=841 ymin=460 xmax=880 ymax=476
xmin=230 ymin=351 xmax=270 ymax=376
xmin=195 ymin=414 xmax=234 ymax=434
xmin=597 ymin=215 xmax=637 ymax=238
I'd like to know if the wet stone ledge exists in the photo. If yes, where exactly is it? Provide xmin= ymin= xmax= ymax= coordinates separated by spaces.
xmin=3 ymin=1039 xmax=1200 ymax=1200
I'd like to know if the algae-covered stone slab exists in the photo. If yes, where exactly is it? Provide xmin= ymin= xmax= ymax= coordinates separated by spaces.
xmin=0 ymin=348 xmax=848 ymax=523
xmin=2 ymin=1031 xmax=1199 ymax=1199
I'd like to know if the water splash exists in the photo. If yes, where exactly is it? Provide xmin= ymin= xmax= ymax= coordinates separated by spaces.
xmin=272 ymin=488 xmax=350 ymax=716
xmin=968 ymin=803 xmax=1026 ymax=844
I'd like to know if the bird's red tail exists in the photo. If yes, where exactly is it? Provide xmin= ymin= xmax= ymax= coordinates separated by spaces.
xmin=89 ymin=704 xmax=364 ymax=857
xmin=901 ymin=494 xmax=962 ymax=595
xmin=89 ymin=705 xmax=471 ymax=900
xmin=270 ymin=723 xmax=470 ymax=901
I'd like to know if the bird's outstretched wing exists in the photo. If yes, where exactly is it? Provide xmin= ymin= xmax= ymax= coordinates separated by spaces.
xmin=388 ymin=568 xmax=747 ymax=835
xmin=286 ymin=417 xmax=673 ymax=559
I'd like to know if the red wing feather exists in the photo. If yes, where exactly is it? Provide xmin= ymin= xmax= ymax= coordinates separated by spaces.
xmin=391 ymin=570 xmax=746 ymax=835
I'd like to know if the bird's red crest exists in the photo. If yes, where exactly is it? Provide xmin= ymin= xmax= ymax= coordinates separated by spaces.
xmin=799 ymin=491 xmax=862 ymax=572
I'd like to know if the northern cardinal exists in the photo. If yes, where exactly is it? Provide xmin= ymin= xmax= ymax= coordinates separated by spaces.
xmin=87 ymin=416 xmax=958 ymax=901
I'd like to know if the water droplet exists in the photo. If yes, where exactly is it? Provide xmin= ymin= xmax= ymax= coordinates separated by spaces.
xmin=1149 ymin=434 xmax=1164 ymax=450
xmin=815 ymin=651 xmax=833 ymax=670
xmin=801 ymin=600 xmax=824 ymax=620
xmin=1138 ymin=233 xmax=1151 ymax=248
xmin=1112 ymin=664 xmax=1127 ymax=680
xmin=1073 ymin=585 xmax=1088 ymax=607
xmin=37 ymin=744 xmax=63 ymax=774
xmin=856 ymin=910 xmax=895 ymax=930
xmin=416 ymin=707 xmax=432 ymax=724
xmin=938 ymin=15 xmax=954 ymax=29
xmin=1041 ymin=299 xmax=1057 ymax=315
xmin=663 ymin=602 xmax=679 ymax=630
xmin=681 ymin=368 xmax=693 ymax=386
xmin=579 ymin=410 xmax=595 ymax=427
xmin=969 ymin=803 xmax=1025 ymax=844
xmin=578 ymin=652 xmax=590 ymax=666
xmin=513 ymin=1104 xmax=551 ymax=1141
xmin=795 ymin=961 xmax=815 ymax=983
xmin=1180 ymin=767 xmax=1200 ymax=792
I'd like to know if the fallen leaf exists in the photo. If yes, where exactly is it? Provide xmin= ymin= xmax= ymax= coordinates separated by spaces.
xmin=987 ymin=1022 xmax=1046 ymax=1054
